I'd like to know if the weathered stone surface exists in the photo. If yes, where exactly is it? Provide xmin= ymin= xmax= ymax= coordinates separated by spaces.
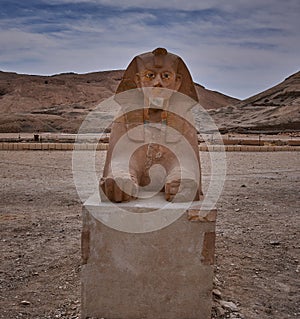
xmin=81 ymin=194 xmax=216 ymax=319
xmin=100 ymin=48 xmax=203 ymax=204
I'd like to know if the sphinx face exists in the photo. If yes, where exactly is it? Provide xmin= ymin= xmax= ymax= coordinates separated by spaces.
xmin=135 ymin=58 xmax=182 ymax=107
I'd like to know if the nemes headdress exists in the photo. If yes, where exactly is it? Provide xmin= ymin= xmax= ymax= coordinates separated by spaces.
xmin=116 ymin=47 xmax=198 ymax=102
xmin=115 ymin=48 xmax=198 ymax=142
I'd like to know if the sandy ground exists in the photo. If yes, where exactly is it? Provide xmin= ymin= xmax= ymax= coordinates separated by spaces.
xmin=0 ymin=151 xmax=299 ymax=319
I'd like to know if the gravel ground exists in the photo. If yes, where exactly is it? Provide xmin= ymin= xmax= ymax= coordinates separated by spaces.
xmin=0 ymin=150 xmax=299 ymax=319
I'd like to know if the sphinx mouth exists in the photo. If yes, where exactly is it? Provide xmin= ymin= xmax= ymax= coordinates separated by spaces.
xmin=149 ymin=96 xmax=165 ymax=108
xmin=142 ymin=87 xmax=174 ymax=105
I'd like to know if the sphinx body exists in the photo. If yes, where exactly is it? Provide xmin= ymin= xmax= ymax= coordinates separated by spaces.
xmin=100 ymin=48 xmax=202 ymax=203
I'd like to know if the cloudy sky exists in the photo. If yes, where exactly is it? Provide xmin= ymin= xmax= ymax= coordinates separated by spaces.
xmin=1 ymin=0 xmax=299 ymax=99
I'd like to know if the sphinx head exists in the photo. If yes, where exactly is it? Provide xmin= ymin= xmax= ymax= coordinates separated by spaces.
xmin=116 ymin=47 xmax=198 ymax=106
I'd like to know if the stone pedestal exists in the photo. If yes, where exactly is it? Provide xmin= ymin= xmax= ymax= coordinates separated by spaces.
xmin=81 ymin=193 xmax=216 ymax=319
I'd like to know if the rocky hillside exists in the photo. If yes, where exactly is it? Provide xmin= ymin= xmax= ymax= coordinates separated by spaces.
xmin=195 ymin=83 xmax=239 ymax=110
xmin=210 ymin=71 xmax=300 ymax=133
xmin=0 ymin=70 xmax=124 ymax=133
xmin=0 ymin=70 xmax=238 ymax=133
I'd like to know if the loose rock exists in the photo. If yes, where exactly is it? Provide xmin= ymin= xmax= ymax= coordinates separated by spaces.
xmin=219 ymin=300 xmax=239 ymax=312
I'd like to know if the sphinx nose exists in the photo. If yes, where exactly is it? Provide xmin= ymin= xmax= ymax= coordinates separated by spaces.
xmin=153 ymin=74 xmax=163 ymax=87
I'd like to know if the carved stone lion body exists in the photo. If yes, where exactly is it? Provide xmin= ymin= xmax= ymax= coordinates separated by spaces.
xmin=100 ymin=48 xmax=202 ymax=203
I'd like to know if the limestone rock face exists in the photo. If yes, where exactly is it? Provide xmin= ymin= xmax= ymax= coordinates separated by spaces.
xmin=0 ymin=70 xmax=237 ymax=133
xmin=209 ymin=71 xmax=300 ymax=133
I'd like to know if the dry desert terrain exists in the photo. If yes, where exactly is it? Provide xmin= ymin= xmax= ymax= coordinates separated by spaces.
xmin=0 ymin=150 xmax=299 ymax=319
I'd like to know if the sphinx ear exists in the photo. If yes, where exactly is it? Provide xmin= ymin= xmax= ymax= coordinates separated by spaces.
xmin=176 ymin=57 xmax=198 ymax=102
xmin=134 ymin=73 xmax=142 ymax=89
xmin=116 ymin=57 xmax=139 ymax=94
xmin=174 ymin=73 xmax=182 ymax=91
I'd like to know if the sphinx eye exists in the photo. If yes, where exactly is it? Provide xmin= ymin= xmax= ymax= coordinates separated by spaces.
xmin=145 ymin=72 xmax=155 ymax=79
xmin=161 ymin=72 xmax=171 ymax=79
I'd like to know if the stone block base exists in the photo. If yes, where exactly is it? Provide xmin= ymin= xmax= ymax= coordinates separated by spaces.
xmin=81 ymin=194 xmax=216 ymax=319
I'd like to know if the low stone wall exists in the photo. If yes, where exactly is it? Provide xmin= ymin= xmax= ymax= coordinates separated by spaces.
xmin=0 ymin=142 xmax=108 ymax=151
xmin=0 ymin=142 xmax=299 ymax=151
xmin=200 ymin=145 xmax=300 ymax=152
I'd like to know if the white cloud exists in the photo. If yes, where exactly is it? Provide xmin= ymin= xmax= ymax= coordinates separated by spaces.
xmin=42 ymin=0 xmax=300 ymax=14
xmin=43 ymin=0 xmax=219 ymax=10
xmin=0 ymin=0 xmax=299 ymax=98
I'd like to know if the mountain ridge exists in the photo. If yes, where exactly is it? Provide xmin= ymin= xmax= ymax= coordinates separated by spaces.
xmin=0 ymin=69 xmax=239 ymax=133
xmin=1 ymin=69 xmax=299 ymax=133
xmin=209 ymin=71 xmax=300 ymax=133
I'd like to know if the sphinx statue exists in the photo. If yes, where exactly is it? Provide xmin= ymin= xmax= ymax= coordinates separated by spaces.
xmin=100 ymin=48 xmax=202 ymax=203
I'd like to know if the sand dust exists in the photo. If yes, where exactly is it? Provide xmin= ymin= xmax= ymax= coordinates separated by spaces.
xmin=0 ymin=151 xmax=299 ymax=318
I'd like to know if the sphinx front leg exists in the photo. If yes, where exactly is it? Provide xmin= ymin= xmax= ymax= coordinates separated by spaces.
xmin=100 ymin=171 xmax=139 ymax=203
xmin=165 ymin=167 xmax=200 ymax=202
